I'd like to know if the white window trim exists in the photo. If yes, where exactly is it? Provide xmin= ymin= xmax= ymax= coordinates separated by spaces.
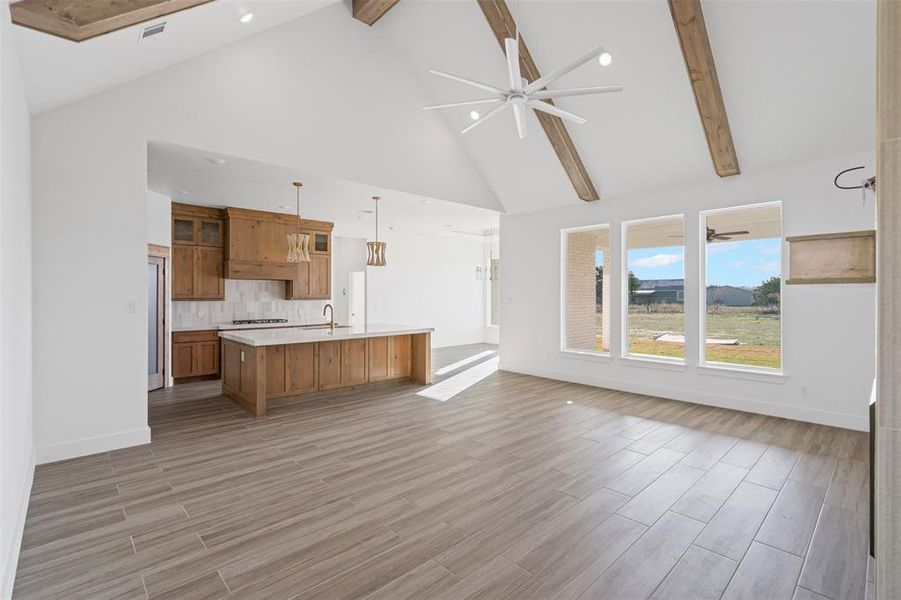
xmin=697 ymin=363 xmax=788 ymax=383
xmin=621 ymin=214 xmax=686 ymax=364
xmin=620 ymin=354 xmax=688 ymax=371
xmin=560 ymin=223 xmax=610 ymax=354
xmin=559 ymin=348 xmax=613 ymax=362
xmin=698 ymin=201 xmax=784 ymax=375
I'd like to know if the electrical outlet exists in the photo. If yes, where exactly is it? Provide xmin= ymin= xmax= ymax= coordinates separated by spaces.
xmin=126 ymin=301 xmax=136 ymax=314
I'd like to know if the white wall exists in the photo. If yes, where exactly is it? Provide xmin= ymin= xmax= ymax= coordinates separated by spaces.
xmin=367 ymin=231 xmax=486 ymax=348
xmin=30 ymin=3 xmax=496 ymax=463
xmin=500 ymin=153 xmax=876 ymax=431
xmin=0 ymin=6 xmax=33 ymax=597
xmin=332 ymin=236 xmax=367 ymax=325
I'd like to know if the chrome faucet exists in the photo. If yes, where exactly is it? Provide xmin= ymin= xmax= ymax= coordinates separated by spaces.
xmin=322 ymin=304 xmax=335 ymax=331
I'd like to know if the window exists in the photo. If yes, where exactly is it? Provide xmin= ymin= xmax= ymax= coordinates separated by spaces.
xmin=703 ymin=203 xmax=782 ymax=370
xmin=624 ymin=215 xmax=685 ymax=360
xmin=562 ymin=226 xmax=610 ymax=353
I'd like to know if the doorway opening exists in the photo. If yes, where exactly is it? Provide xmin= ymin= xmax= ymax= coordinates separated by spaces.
xmin=148 ymin=244 xmax=168 ymax=391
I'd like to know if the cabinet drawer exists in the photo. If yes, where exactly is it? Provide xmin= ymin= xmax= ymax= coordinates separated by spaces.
xmin=173 ymin=330 xmax=218 ymax=343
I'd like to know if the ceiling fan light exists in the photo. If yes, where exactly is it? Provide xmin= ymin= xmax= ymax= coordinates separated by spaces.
xmin=240 ymin=12 xmax=254 ymax=23
xmin=598 ymin=52 xmax=613 ymax=67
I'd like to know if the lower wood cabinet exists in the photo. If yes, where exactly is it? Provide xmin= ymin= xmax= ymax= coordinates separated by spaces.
xmin=318 ymin=338 xmax=369 ymax=390
xmin=265 ymin=343 xmax=318 ymax=398
xmin=369 ymin=335 xmax=412 ymax=382
xmin=172 ymin=330 xmax=220 ymax=380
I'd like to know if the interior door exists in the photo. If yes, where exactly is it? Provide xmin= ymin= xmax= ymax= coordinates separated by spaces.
xmin=148 ymin=254 xmax=166 ymax=390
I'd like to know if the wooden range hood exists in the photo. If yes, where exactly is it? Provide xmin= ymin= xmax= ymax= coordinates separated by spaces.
xmin=225 ymin=207 xmax=333 ymax=300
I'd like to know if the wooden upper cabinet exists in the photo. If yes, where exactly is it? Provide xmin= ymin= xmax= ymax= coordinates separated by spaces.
xmin=171 ymin=203 xmax=225 ymax=301
xmin=195 ymin=247 xmax=224 ymax=299
xmin=310 ymin=255 xmax=330 ymax=299
xmin=312 ymin=231 xmax=330 ymax=254
xmin=225 ymin=207 xmax=334 ymax=300
xmin=172 ymin=245 xmax=195 ymax=298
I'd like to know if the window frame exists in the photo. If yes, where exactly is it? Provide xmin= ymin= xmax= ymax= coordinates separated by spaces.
xmin=621 ymin=213 xmax=686 ymax=365
xmin=560 ymin=223 xmax=611 ymax=357
xmin=698 ymin=201 xmax=784 ymax=375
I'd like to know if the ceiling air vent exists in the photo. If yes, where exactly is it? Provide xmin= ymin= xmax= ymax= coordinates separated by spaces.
xmin=137 ymin=21 xmax=166 ymax=43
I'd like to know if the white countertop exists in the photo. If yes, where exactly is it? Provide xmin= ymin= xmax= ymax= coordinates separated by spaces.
xmin=218 ymin=323 xmax=434 ymax=347
xmin=172 ymin=320 xmax=330 ymax=332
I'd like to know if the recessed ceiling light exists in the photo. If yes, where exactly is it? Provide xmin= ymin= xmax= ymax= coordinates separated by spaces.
xmin=176 ymin=190 xmax=190 ymax=195
xmin=598 ymin=52 xmax=613 ymax=67
xmin=419 ymin=199 xmax=433 ymax=205
xmin=566 ymin=400 xmax=574 ymax=405
xmin=470 ymin=111 xmax=480 ymax=121
xmin=240 ymin=12 xmax=254 ymax=23
xmin=206 ymin=157 xmax=227 ymax=165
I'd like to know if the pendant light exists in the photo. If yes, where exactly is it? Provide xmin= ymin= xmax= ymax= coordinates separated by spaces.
xmin=286 ymin=181 xmax=311 ymax=263
xmin=366 ymin=196 xmax=387 ymax=266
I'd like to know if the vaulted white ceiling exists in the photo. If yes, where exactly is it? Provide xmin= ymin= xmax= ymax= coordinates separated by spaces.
xmin=13 ymin=0 xmax=876 ymax=215
xmin=14 ymin=0 xmax=338 ymax=114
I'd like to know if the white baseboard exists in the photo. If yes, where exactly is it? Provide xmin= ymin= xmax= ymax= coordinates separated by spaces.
xmin=2 ymin=452 xmax=35 ymax=600
xmin=35 ymin=426 xmax=152 ymax=465
xmin=499 ymin=361 xmax=868 ymax=431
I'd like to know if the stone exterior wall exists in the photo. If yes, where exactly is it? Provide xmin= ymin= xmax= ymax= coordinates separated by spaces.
xmin=565 ymin=231 xmax=599 ymax=350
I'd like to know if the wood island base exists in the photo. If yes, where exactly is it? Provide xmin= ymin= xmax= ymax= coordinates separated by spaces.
xmin=221 ymin=332 xmax=432 ymax=417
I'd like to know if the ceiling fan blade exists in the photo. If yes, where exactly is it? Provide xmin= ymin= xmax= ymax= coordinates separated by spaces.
xmin=717 ymin=230 xmax=750 ymax=236
xmin=524 ymin=44 xmax=609 ymax=94
xmin=428 ymin=70 xmax=507 ymax=95
xmin=530 ymin=85 xmax=624 ymax=100
xmin=528 ymin=100 xmax=587 ymax=124
xmin=512 ymin=103 xmax=527 ymax=139
xmin=460 ymin=102 xmax=511 ymax=134
xmin=505 ymin=38 xmax=523 ymax=92
xmin=422 ymin=98 xmax=504 ymax=111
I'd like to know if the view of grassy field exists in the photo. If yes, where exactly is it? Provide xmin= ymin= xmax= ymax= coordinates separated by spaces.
xmin=596 ymin=305 xmax=781 ymax=369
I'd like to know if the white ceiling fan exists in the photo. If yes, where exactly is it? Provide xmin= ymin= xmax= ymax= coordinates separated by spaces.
xmin=423 ymin=37 xmax=623 ymax=139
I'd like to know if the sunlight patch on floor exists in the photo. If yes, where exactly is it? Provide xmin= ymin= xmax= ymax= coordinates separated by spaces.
xmin=417 ymin=356 xmax=499 ymax=402
xmin=434 ymin=350 xmax=497 ymax=376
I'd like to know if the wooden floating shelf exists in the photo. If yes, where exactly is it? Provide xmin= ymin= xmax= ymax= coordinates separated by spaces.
xmin=786 ymin=230 xmax=876 ymax=284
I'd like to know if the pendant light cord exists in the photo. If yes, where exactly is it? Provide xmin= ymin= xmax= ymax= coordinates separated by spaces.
xmin=293 ymin=181 xmax=303 ymax=233
xmin=373 ymin=196 xmax=380 ymax=243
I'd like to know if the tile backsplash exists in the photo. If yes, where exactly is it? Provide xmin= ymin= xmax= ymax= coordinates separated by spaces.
xmin=172 ymin=280 xmax=329 ymax=328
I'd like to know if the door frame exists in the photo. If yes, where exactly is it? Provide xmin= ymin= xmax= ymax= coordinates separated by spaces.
xmin=148 ymin=244 xmax=169 ymax=391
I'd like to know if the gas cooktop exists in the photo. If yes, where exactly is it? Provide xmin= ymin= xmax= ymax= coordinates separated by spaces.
xmin=231 ymin=318 xmax=289 ymax=325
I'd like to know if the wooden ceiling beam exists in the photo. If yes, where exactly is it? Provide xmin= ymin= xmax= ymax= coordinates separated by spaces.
xmin=668 ymin=0 xmax=740 ymax=177
xmin=352 ymin=0 xmax=400 ymax=26
xmin=477 ymin=0 xmax=600 ymax=202
xmin=9 ymin=0 xmax=213 ymax=42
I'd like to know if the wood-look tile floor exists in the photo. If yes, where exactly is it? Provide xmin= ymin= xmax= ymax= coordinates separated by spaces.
xmin=14 ymin=344 xmax=870 ymax=600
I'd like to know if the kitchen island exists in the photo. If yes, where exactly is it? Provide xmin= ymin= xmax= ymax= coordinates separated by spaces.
xmin=219 ymin=324 xmax=433 ymax=416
